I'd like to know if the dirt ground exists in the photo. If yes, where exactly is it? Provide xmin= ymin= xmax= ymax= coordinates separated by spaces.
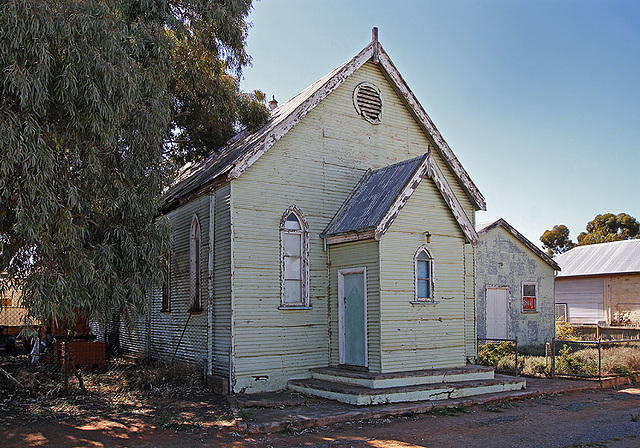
xmin=3 ymin=383 xmax=640 ymax=447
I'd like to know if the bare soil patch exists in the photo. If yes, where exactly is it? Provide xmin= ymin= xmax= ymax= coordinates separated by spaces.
xmin=3 ymin=355 xmax=640 ymax=447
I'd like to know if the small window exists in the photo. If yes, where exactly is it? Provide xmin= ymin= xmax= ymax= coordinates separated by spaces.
xmin=161 ymin=250 xmax=171 ymax=312
xmin=522 ymin=282 xmax=537 ymax=312
xmin=415 ymin=246 xmax=434 ymax=302
xmin=189 ymin=214 xmax=202 ymax=312
xmin=555 ymin=303 xmax=568 ymax=322
xmin=280 ymin=206 xmax=309 ymax=307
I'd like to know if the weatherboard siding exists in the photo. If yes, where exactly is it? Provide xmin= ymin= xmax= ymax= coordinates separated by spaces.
xmin=328 ymin=239 xmax=381 ymax=372
xmin=147 ymin=195 xmax=210 ymax=367
xmin=379 ymin=180 xmax=467 ymax=372
xmin=160 ymin=59 xmax=482 ymax=392
xmin=211 ymin=184 xmax=233 ymax=375
xmin=464 ymin=242 xmax=476 ymax=361
xmin=227 ymin=60 xmax=478 ymax=392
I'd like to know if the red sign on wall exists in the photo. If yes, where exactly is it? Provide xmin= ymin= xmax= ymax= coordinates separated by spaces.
xmin=523 ymin=296 xmax=535 ymax=311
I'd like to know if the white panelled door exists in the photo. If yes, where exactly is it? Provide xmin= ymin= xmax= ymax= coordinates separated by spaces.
xmin=486 ymin=287 xmax=509 ymax=339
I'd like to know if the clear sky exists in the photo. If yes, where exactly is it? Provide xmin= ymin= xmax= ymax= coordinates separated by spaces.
xmin=239 ymin=0 xmax=640 ymax=248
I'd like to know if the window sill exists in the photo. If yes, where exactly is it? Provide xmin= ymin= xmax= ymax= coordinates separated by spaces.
xmin=521 ymin=310 xmax=538 ymax=314
xmin=410 ymin=300 xmax=438 ymax=306
xmin=279 ymin=306 xmax=312 ymax=310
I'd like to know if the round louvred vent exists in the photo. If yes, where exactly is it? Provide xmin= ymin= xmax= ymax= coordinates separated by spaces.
xmin=353 ymin=82 xmax=382 ymax=124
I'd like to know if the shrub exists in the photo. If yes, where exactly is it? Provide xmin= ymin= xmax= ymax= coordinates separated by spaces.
xmin=520 ymin=356 xmax=551 ymax=377
xmin=478 ymin=341 xmax=516 ymax=372
xmin=556 ymin=319 xmax=578 ymax=341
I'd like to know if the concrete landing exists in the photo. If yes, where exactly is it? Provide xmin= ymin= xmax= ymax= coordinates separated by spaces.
xmin=289 ymin=375 xmax=525 ymax=406
xmin=228 ymin=376 xmax=608 ymax=434
xmin=287 ymin=365 xmax=525 ymax=405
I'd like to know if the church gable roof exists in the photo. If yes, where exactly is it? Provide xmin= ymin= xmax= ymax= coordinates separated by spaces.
xmin=162 ymin=30 xmax=485 ymax=214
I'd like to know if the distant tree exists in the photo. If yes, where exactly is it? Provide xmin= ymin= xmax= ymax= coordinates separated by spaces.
xmin=540 ymin=225 xmax=576 ymax=256
xmin=577 ymin=213 xmax=640 ymax=246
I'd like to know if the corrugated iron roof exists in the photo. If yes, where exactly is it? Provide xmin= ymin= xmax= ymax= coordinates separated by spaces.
xmin=476 ymin=218 xmax=560 ymax=271
xmin=323 ymin=156 xmax=425 ymax=236
xmin=555 ymin=239 xmax=640 ymax=277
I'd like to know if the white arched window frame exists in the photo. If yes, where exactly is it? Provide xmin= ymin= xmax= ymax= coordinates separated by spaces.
xmin=415 ymin=246 xmax=434 ymax=302
xmin=280 ymin=206 xmax=310 ymax=307
xmin=189 ymin=214 xmax=202 ymax=312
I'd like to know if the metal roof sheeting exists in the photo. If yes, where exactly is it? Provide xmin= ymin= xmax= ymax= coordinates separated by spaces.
xmin=323 ymin=156 xmax=424 ymax=236
xmin=555 ymin=239 xmax=640 ymax=277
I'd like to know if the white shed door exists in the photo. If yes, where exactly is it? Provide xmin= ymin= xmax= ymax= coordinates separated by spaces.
xmin=486 ymin=287 xmax=509 ymax=339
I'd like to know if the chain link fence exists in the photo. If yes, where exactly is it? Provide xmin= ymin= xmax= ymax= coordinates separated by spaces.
xmin=551 ymin=338 xmax=640 ymax=380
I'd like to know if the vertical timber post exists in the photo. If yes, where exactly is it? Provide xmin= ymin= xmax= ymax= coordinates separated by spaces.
xmin=372 ymin=27 xmax=379 ymax=64
xmin=551 ymin=338 xmax=556 ymax=378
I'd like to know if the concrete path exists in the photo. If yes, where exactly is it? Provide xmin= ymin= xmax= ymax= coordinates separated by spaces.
xmin=228 ymin=376 xmax=632 ymax=434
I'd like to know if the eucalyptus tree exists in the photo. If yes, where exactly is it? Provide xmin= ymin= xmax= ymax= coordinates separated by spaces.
xmin=540 ymin=225 xmax=576 ymax=256
xmin=541 ymin=213 xmax=640 ymax=256
xmin=577 ymin=213 xmax=640 ymax=245
xmin=0 ymin=0 xmax=268 ymax=326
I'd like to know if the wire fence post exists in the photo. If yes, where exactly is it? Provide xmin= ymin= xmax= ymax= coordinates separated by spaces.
xmin=598 ymin=339 xmax=602 ymax=381
xmin=514 ymin=337 xmax=519 ymax=376
xmin=551 ymin=338 xmax=555 ymax=378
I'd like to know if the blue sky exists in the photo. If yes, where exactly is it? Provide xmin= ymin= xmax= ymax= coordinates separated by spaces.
xmin=239 ymin=0 xmax=640 ymax=248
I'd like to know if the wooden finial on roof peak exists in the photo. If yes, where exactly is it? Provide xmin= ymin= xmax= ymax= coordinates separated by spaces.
xmin=372 ymin=27 xmax=379 ymax=64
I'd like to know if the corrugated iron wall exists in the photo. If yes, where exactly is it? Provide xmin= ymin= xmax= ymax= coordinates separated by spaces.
xmin=379 ymin=180 xmax=467 ymax=372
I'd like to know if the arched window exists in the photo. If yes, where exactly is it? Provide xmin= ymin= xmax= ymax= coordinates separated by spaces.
xmin=189 ymin=214 xmax=202 ymax=312
xmin=415 ymin=246 xmax=434 ymax=302
xmin=280 ymin=206 xmax=309 ymax=307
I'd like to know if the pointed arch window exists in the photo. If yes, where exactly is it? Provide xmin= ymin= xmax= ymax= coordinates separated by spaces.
xmin=415 ymin=246 xmax=434 ymax=302
xmin=189 ymin=214 xmax=202 ymax=312
xmin=280 ymin=206 xmax=309 ymax=307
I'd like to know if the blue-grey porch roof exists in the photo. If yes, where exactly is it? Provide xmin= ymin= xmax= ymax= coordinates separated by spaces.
xmin=322 ymin=155 xmax=426 ymax=237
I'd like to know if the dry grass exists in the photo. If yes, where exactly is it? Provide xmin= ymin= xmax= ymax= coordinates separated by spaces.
xmin=0 ymin=354 xmax=232 ymax=428
xmin=480 ymin=340 xmax=640 ymax=379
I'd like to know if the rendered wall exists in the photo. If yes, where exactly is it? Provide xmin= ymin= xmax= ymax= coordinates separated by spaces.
xmin=476 ymin=226 xmax=556 ymax=349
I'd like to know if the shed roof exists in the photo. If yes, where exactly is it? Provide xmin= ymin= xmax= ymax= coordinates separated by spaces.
xmin=323 ymin=152 xmax=478 ymax=245
xmin=476 ymin=219 xmax=560 ymax=271
xmin=161 ymin=34 xmax=485 ymax=213
xmin=555 ymin=239 xmax=640 ymax=277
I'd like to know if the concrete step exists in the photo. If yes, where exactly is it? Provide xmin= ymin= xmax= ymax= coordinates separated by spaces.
xmin=288 ymin=375 xmax=526 ymax=406
xmin=309 ymin=365 xmax=495 ymax=389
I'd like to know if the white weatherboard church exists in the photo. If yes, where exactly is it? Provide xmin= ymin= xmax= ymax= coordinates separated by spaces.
xmin=122 ymin=29 xmax=525 ymax=404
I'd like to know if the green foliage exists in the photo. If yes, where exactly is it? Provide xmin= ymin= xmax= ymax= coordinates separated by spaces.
xmin=577 ymin=213 xmax=640 ymax=246
xmin=478 ymin=341 xmax=515 ymax=368
xmin=164 ymin=0 xmax=270 ymax=165
xmin=555 ymin=345 xmax=598 ymax=376
xmin=0 ymin=0 xmax=173 ymax=324
xmin=556 ymin=319 xmax=578 ymax=341
xmin=540 ymin=224 xmax=576 ymax=256
xmin=541 ymin=213 xmax=640 ymax=256
xmin=0 ymin=0 xmax=267 ymax=325
xmin=519 ymin=356 xmax=551 ymax=377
